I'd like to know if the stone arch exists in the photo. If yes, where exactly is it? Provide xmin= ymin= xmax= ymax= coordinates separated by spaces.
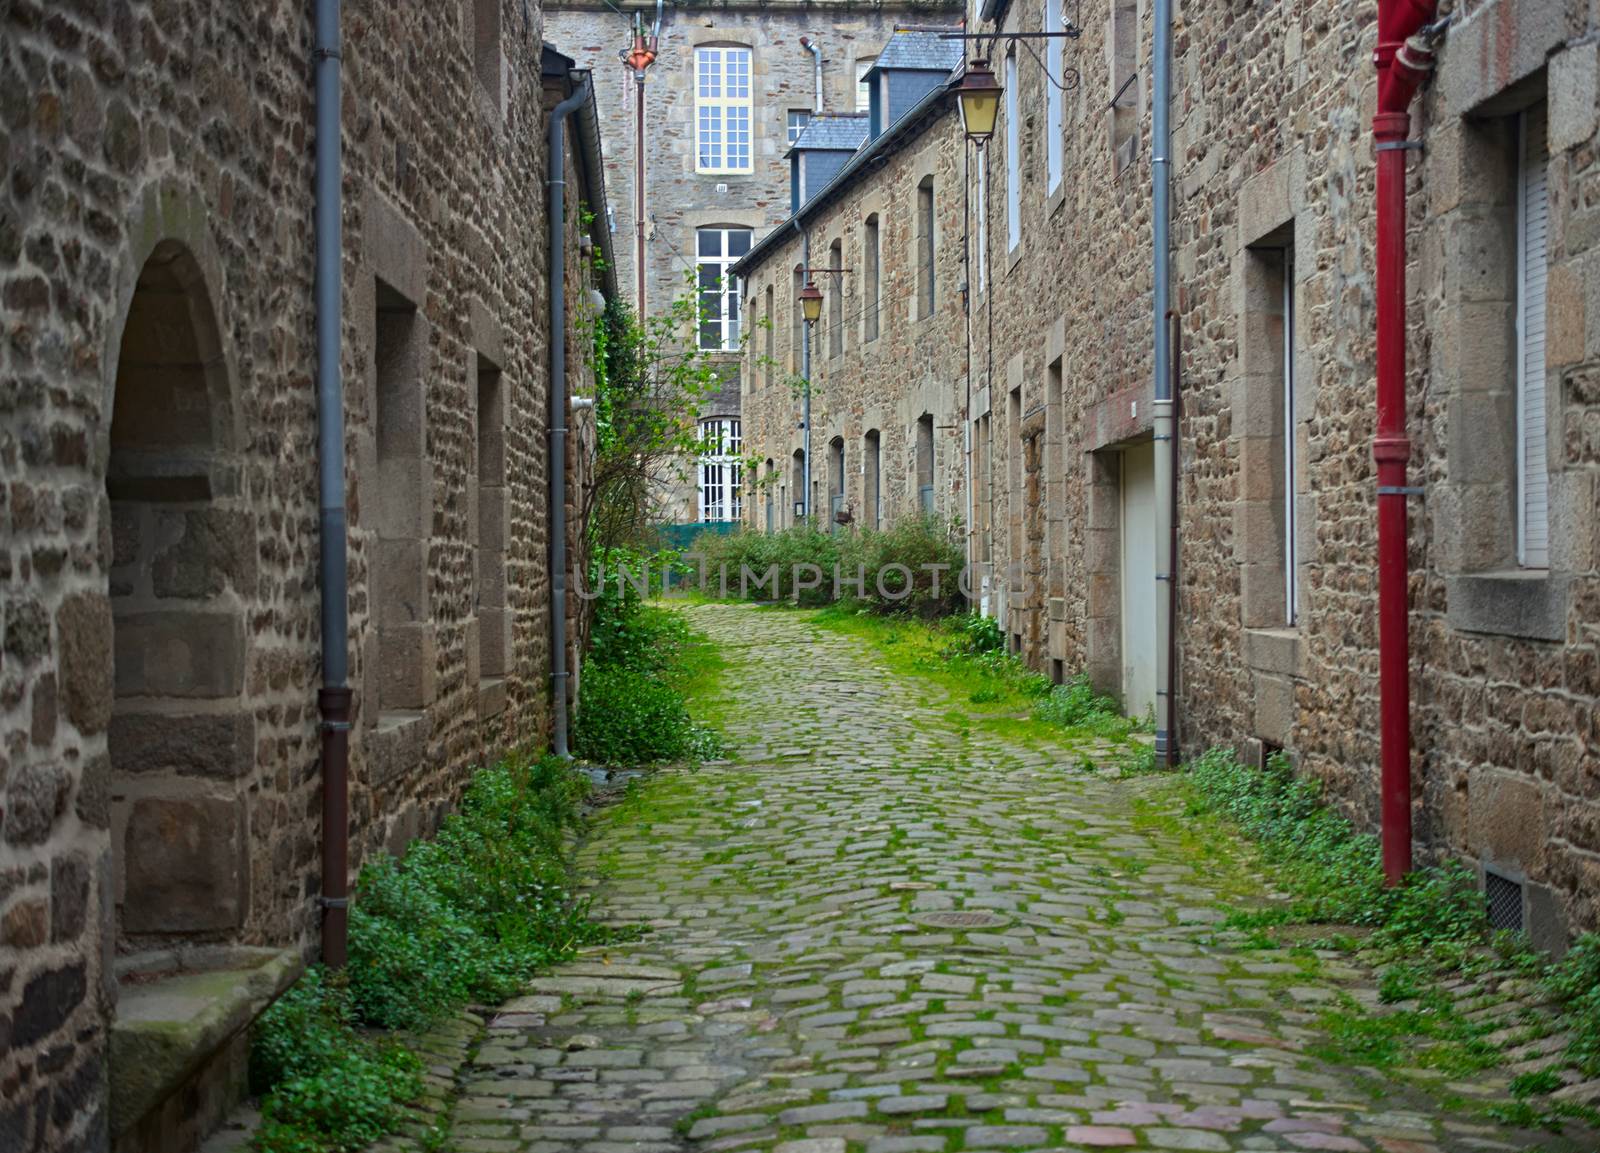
xmin=104 ymin=230 xmax=254 ymax=947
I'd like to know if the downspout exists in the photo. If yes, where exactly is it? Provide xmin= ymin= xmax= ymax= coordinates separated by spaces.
xmin=793 ymin=218 xmax=812 ymax=519
xmin=800 ymin=37 xmax=823 ymax=113
xmin=549 ymin=77 xmax=593 ymax=760
xmin=1372 ymin=0 xmax=1440 ymax=883
xmin=313 ymin=0 xmax=351 ymax=968
xmin=1151 ymin=0 xmax=1174 ymax=764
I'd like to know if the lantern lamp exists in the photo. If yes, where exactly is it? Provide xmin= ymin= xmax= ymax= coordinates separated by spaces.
xmin=799 ymin=279 xmax=824 ymax=325
xmin=958 ymin=59 xmax=1002 ymax=144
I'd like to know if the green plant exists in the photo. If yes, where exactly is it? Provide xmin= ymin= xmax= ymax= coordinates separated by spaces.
xmin=1034 ymin=675 xmax=1134 ymax=738
xmin=251 ymin=754 xmax=598 ymax=1150
xmin=250 ymin=969 xmax=422 ymax=1153
xmin=573 ymin=558 xmax=723 ymax=764
xmin=1544 ymin=933 xmax=1600 ymax=1075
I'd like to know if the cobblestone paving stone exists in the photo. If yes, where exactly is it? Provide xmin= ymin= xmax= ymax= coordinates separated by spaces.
xmin=444 ymin=604 xmax=1587 ymax=1153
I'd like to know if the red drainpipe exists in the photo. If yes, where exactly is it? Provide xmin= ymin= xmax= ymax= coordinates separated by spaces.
xmin=1372 ymin=0 xmax=1440 ymax=885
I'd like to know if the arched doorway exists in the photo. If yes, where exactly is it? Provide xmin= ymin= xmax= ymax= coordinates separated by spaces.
xmin=107 ymin=240 xmax=253 ymax=947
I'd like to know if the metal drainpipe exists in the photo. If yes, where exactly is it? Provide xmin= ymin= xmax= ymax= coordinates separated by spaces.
xmin=801 ymin=37 xmax=823 ymax=112
xmin=1372 ymin=0 xmax=1440 ymax=883
xmin=549 ymin=77 xmax=592 ymax=760
xmin=793 ymin=220 xmax=812 ymax=521
xmin=1151 ymin=0 xmax=1174 ymax=764
xmin=313 ymin=0 xmax=351 ymax=968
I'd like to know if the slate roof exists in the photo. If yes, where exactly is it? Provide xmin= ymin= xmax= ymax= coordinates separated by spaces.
xmin=869 ymin=28 xmax=963 ymax=76
xmin=790 ymin=114 xmax=870 ymax=153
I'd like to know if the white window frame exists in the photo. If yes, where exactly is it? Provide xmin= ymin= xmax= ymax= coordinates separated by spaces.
xmin=856 ymin=58 xmax=876 ymax=111
xmin=699 ymin=418 xmax=743 ymax=523
xmin=697 ymin=227 xmax=751 ymax=351
xmin=1005 ymin=52 xmax=1021 ymax=253
xmin=1045 ymin=0 xmax=1063 ymax=193
xmin=696 ymin=46 xmax=753 ymax=174
xmin=787 ymin=109 xmax=810 ymax=145
xmin=1516 ymin=106 xmax=1550 ymax=569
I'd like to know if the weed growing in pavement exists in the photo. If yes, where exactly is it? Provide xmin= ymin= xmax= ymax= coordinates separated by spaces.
xmin=250 ymin=969 xmax=422 ymax=1153
xmin=251 ymin=753 xmax=602 ymax=1151
xmin=1182 ymin=745 xmax=1600 ymax=1129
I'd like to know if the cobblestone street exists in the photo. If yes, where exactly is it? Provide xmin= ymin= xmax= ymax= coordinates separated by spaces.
xmin=443 ymin=604 xmax=1586 ymax=1153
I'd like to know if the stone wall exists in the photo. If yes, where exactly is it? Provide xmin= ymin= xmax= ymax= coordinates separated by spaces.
xmin=0 ymin=1 xmax=605 ymax=1149
xmin=545 ymin=0 xmax=954 ymax=522
xmin=969 ymin=0 xmax=1600 ymax=942
xmin=736 ymin=100 xmax=970 ymax=538
xmin=737 ymin=0 xmax=1600 ymax=946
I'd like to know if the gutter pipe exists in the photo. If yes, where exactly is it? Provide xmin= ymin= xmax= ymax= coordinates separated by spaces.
xmin=313 ymin=0 xmax=351 ymax=968
xmin=792 ymin=218 xmax=812 ymax=520
xmin=1151 ymin=0 xmax=1174 ymax=764
xmin=1373 ymin=0 xmax=1439 ymax=883
xmin=800 ymin=37 xmax=823 ymax=112
xmin=549 ymin=76 xmax=593 ymax=760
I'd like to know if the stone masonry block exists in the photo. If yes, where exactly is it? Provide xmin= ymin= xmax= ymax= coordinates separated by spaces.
xmin=1552 ymin=43 xmax=1599 ymax=154
xmin=113 ymin=611 xmax=246 ymax=700
xmin=57 ymin=591 xmax=114 ymax=734
xmin=480 ymin=607 xmax=512 ymax=680
xmin=109 ymin=710 xmax=256 ymax=779
xmin=1252 ymin=671 xmax=1295 ymax=748
xmin=1468 ymin=767 xmax=1547 ymax=873
xmin=374 ymin=536 xmax=429 ymax=627
xmin=122 ymin=794 xmax=246 ymax=933
xmin=378 ymin=621 xmax=437 ymax=710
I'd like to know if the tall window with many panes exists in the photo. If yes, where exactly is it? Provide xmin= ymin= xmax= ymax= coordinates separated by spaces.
xmin=697 ymin=227 xmax=751 ymax=351
xmin=696 ymin=46 xmax=753 ymax=173
xmin=699 ymin=418 xmax=743 ymax=522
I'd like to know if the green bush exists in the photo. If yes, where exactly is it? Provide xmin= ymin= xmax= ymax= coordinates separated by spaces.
xmin=1545 ymin=934 xmax=1600 ymax=1075
xmin=1034 ymin=675 xmax=1134 ymax=738
xmin=691 ymin=518 xmax=966 ymax=616
xmin=573 ymin=551 xmax=722 ymax=764
xmin=250 ymin=969 xmax=421 ymax=1153
xmin=252 ymin=754 xmax=594 ymax=1150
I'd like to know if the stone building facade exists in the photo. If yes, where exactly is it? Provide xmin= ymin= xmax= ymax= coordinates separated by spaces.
xmin=544 ymin=0 xmax=956 ymax=526
xmin=735 ymin=39 xmax=970 ymax=540
xmin=0 ymin=3 xmax=611 ymax=1151
xmin=741 ymin=0 xmax=1600 ymax=947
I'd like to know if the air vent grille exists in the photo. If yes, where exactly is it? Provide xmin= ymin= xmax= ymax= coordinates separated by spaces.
xmin=1485 ymin=869 xmax=1524 ymax=933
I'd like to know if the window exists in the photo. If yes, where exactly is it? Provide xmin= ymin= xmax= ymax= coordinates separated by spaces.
xmin=1282 ymin=245 xmax=1298 ymax=623
xmin=787 ymin=109 xmax=811 ymax=144
xmin=696 ymin=46 xmax=753 ymax=173
xmin=864 ymin=214 xmax=881 ymax=342
xmin=763 ymin=283 xmax=775 ymax=387
xmin=473 ymin=0 xmax=503 ymax=111
xmin=1517 ymin=106 xmax=1550 ymax=568
xmin=792 ymin=264 xmax=805 ymax=368
xmin=829 ymin=437 xmax=846 ymax=531
xmin=917 ymin=178 xmax=936 ymax=317
xmin=864 ymin=430 xmax=882 ymax=529
xmin=827 ymin=238 xmax=843 ymax=359
xmin=856 ymin=58 xmax=876 ymax=111
xmin=1046 ymin=0 xmax=1063 ymax=192
xmin=699 ymin=418 xmax=743 ymax=522
xmin=475 ymin=354 xmax=509 ymax=685
xmin=1239 ymin=233 xmax=1299 ymax=629
xmin=916 ymin=414 xmax=935 ymax=515
xmin=1109 ymin=0 xmax=1138 ymax=172
xmin=697 ymin=227 xmax=751 ymax=350
xmin=1005 ymin=53 xmax=1020 ymax=252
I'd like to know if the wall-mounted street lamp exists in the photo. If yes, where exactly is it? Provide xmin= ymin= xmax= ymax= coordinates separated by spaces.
xmin=796 ymin=267 xmax=847 ymax=523
xmin=957 ymin=59 xmax=1002 ymax=144
xmin=799 ymin=279 xmax=824 ymax=324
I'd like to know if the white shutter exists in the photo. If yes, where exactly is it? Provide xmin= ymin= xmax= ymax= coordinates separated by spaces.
xmin=1517 ymin=107 xmax=1550 ymax=568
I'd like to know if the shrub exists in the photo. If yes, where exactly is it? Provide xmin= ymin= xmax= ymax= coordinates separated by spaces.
xmin=573 ymin=551 xmax=722 ymax=764
xmin=250 ymin=969 xmax=421 ymax=1153
xmin=252 ymin=754 xmax=594 ymax=1148
xmin=692 ymin=517 xmax=965 ymax=616
xmin=1545 ymin=934 xmax=1600 ymax=1075
xmin=1034 ymin=675 xmax=1132 ymax=737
